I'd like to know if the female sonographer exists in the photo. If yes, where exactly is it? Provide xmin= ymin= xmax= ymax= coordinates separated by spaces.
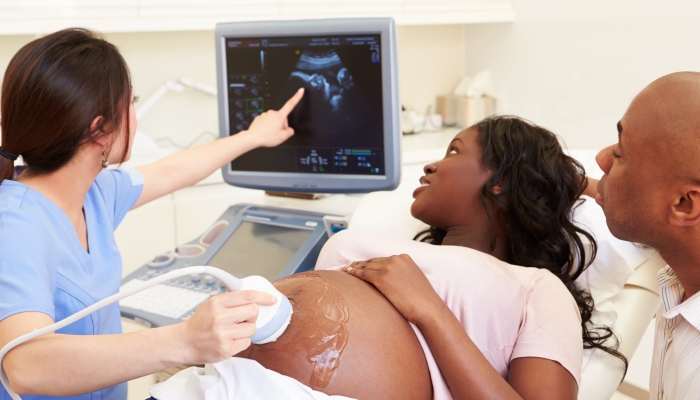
xmin=0 ymin=28 xmax=303 ymax=399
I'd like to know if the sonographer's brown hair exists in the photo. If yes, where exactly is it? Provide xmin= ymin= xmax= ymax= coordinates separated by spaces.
xmin=0 ymin=28 xmax=132 ymax=181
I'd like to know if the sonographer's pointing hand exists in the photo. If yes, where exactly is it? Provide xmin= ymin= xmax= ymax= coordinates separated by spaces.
xmin=178 ymin=290 xmax=277 ymax=363
xmin=247 ymin=88 xmax=305 ymax=147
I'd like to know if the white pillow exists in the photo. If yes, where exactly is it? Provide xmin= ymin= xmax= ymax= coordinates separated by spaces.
xmin=348 ymin=163 xmax=427 ymax=237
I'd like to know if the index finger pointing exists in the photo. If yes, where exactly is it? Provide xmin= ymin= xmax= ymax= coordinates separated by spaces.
xmin=278 ymin=88 xmax=305 ymax=115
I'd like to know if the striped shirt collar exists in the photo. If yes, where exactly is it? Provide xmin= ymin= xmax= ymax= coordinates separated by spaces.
xmin=657 ymin=265 xmax=700 ymax=331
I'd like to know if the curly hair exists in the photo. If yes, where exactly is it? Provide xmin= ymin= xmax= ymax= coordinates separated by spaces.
xmin=415 ymin=115 xmax=628 ymax=375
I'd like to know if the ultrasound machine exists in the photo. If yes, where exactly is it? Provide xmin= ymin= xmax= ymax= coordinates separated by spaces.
xmin=119 ymin=18 xmax=401 ymax=328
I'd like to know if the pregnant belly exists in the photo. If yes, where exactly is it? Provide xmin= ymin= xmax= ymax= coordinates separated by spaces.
xmin=238 ymin=270 xmax=432 ymax=400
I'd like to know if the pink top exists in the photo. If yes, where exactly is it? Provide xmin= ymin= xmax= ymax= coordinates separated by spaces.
xmin=315 ymin=229 xmax=583 ymax=400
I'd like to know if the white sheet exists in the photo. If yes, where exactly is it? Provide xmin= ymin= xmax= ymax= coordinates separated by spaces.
xmin=149 ymin=358 xmax=355 ymax=400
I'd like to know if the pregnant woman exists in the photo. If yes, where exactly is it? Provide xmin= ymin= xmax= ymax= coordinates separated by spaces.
xmin=236 ymin=117 xmax=626 ymax=399
xmin=150 ymin=117 xmax=624 ymax=400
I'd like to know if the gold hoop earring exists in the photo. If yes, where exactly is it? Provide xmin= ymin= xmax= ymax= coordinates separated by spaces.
xmin=102 ymin=148 xmax=108 ymax=169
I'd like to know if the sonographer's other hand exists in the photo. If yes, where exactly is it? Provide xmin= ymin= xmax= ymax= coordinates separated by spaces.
xmin=247 ymin=88 xmax=304 ymax=147
xmin=342 ymin=254 xmax=445 ymax=327
xmin=178 ymin=290 xmax=277 ymax=363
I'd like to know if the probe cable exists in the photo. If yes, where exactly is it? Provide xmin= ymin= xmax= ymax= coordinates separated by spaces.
xmin=0 ymin=266 xmax=243 ymax=400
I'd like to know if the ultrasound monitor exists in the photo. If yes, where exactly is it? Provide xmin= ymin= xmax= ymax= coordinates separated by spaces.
xmin=215 ymin=18 xmax=400 ymax=193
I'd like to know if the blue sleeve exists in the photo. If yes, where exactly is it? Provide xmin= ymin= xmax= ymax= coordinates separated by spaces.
xmin=93 ymin=168 xmax=144 ymax=228
xmin=0 ymin=209 xmax=56 ymax=322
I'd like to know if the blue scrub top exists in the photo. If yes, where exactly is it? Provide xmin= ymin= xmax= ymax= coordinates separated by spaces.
xmin=0 ymin=169 xmax=144 ymax=400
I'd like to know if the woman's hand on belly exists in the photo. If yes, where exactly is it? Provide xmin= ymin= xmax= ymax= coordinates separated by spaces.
xmin=342 ymin=254 xmax=443 ymax=326
xmin=342 ymin=255 xmax=578 ymax=400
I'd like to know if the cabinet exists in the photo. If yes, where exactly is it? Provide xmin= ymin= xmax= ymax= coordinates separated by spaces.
xmin=0 ymin=0 xmax=514 ymax=35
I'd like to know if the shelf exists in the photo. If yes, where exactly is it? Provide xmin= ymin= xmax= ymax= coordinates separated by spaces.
xmin=0 ymin=0 xmax=514 ymax=35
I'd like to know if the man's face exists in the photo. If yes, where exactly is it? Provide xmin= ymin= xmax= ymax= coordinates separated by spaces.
xmin=595 ymin=92 xmax=669 ymax=246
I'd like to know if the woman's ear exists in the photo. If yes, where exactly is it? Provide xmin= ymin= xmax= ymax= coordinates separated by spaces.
xmin=491 ymin=178 xmax=505 ymax=195
xmin=89 ymin=116 xmax=110 ymax=146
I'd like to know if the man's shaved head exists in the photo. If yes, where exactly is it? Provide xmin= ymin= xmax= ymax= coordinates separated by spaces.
xmin=596 ymin=71 xmax=700 ymax=258
xmin=632 ymin=72 xmax=700 ymax=181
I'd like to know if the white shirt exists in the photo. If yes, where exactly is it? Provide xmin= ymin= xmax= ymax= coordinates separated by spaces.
xmin=650 ymin=265 xmax=700 ymax=400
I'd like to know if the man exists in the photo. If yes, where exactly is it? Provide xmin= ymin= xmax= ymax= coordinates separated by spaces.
xmin=595 ymin=72 xmax=700 ymax=400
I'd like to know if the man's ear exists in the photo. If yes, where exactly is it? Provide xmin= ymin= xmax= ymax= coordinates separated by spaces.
xmin=670 ymin=185 xmax=700 ymax=227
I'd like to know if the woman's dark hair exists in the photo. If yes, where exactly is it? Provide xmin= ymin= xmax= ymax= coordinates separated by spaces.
xmin=415 ymin=115 xmax=628 ymax=375
xmin=0 ymin=28 xmax=132 ymax=182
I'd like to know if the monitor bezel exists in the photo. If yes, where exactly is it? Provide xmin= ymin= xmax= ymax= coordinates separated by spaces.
xmin=215 ymin=18 xmax=400 ymax=193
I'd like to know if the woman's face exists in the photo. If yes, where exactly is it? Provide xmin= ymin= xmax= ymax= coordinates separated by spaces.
xmin=410 ymin=128 xmax=494 ymax=230
xmin=108 ymin=94 xmax=138 ymax=164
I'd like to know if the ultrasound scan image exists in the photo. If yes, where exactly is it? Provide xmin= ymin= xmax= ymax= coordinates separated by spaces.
xmin=274 ymin=50 xmax=375 ymax=136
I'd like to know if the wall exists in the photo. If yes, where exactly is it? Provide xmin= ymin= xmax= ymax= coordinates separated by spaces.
xmin=0 ymin=24 xmax=465 ymax=147
xmin=396 ymin=24 xmax=464 ymax=114
xmin=462 ymin=0 xmax=700 ymax=150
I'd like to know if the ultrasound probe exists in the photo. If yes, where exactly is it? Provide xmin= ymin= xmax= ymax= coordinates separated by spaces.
xmin=0 ymin=267 xmax=293 ymax=400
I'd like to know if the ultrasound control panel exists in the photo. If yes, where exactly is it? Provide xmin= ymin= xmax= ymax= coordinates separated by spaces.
xmin=119 ymin=204 xmax=333 ymax=328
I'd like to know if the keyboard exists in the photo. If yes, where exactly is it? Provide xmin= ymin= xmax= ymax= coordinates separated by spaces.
xmin=119 ymin=279 xmax=212 ymax=319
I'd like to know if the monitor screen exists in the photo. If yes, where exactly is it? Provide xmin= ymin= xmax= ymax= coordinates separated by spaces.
xmin=207 ymin=221 xmax=312 ymax=281
xmin=216 ymin=18 xmax=400 ymax=193
xmin=225 ymin=35 xmax=384 ymax=176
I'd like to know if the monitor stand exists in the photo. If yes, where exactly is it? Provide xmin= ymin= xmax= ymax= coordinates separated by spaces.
xmin=265 ymin=191 xmax=330 ymax=200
